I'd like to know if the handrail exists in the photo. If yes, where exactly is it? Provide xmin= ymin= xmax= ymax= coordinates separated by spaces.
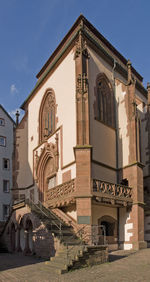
xmin=65 ymin=224 xmax=88 ymax=260
xmin=66 ymin=224 xmax=107 ymax=262
xmin=26 ymin=197 xmax=63 ymax=232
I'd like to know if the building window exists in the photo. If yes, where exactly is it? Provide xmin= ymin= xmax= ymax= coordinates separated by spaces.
xmin=3 ymin=205 xmax=10 ymax=220
xmin=0 ymin=118 xmax=5 ymax=126
xmin=95 ymin=73 xmax=115 ymax=128
xmin=3 ymin=158 xmax=10 ymax=170
xmin=39 ymin=89 xmax=56 ymax=143
xmin=48 ymin=176 xmax=56 ymax=189
xmin=0 ymin=136 xmax=6 ymax=146
xmin=3 ymin=180 xmax=10 ymax=193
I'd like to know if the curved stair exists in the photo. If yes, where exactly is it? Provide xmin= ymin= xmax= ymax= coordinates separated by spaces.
xmin=26 ymin=199 xmax=108 ymax=273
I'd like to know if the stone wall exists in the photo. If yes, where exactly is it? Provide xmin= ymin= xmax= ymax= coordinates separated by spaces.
xmin=0 ymin=204 xmax=63 ymax=259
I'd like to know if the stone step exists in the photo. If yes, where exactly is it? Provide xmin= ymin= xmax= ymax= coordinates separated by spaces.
xmin=44 ymin=261 xmax=68 ymax=274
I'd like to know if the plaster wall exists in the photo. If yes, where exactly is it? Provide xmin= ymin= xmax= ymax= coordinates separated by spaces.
xmin=65 ymin=204 xmax=77 ymax=221
xmin=15 ymin=114 xmax=32 ymax=188
xmin=28 ymin=49 xmax=76 ymax=175
xmin=15 ymin=49 xmax=76 ymax=194
xmin=88 ymin=47 xmax=116 ymax=182
xmin=119 ymin=208 xmax=133 ymax=250
xmin=92 ymin=204 xmax=117 ymax=225
xmin=115 ymin=81 xmax=129 ymax=168
xmin=0 ymin=108 xmax=14 ymax=221
xmin=92 ymin=162 xmax=116 ymax=183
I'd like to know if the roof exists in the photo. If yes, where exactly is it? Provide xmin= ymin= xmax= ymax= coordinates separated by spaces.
xmin=21 ymin=14 xmax=147 ymax=109
xmin=37 ymin=14 xmax=143 ymax=81
xmin=0 ymin=104 xmax=16 ymax=125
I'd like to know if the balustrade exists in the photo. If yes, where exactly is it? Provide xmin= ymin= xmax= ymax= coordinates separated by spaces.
xmin=93 ymin=179 xmax=132 ymax=199
xmin=46 ymin=179 xmax=75 ymax=205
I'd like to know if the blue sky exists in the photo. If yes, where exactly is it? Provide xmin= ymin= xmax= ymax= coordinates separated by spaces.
xmin=0 ymin=0 xmax=150 ymax=120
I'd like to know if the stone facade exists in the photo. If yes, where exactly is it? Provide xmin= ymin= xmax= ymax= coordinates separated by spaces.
xmin=2 ymin=15 xmax=150 ymax=256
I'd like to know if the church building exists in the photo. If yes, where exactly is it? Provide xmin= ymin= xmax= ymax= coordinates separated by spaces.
xmin=1 ymin=15 xmax=150 ymax=260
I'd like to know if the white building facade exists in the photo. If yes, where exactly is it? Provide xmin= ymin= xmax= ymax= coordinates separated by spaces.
xmin=0 ymin=105 xmax=15 ymax=226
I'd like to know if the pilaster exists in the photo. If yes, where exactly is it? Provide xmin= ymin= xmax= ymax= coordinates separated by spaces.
xmin=122 ymin=61 xmax=146 ymax=249
xmin=74 ymin=23 xmax=92 ymax=224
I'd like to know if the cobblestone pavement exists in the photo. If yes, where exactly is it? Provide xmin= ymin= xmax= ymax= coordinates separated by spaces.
xmin=0 ymin=249 xmax=150 ymax=282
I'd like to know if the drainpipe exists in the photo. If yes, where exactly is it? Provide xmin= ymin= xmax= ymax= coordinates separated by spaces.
xmin=112 ymin=59 xmax=120 ymax=248
xmin=112 ymin=59 xmax=119 ymax=183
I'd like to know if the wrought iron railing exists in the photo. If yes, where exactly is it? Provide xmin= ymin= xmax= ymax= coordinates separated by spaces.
xmin=26 ymin=197 xmax=63 ymax=233
xmin=12 ymin=195 xmax=63 ymax=233
xmin=93 ymin=179 xmax=132 ymax=198
xmin=46 ymin=179 xmax=75 ymax=203
xmin=66 ymin=224 xmax=107 ymax=262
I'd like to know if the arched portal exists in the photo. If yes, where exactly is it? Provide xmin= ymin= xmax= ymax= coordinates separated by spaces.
xmin=10 ymin=222 xmax=16 ymax=252
xmin=26 ymin=218 xmax=33 ymax=253
xmin=98 ymin=215 xmax=117 ymax=244
xmin=20 ymin=218 xmax=25 ymax=252
xmin=35 ymin=141 xmax=59 ymax=202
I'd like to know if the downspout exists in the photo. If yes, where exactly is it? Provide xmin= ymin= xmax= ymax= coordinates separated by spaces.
xmin=112 ymin=59 xmax=120 ymax=248
xmin=112 ymin=59 xmax=119 ymax=183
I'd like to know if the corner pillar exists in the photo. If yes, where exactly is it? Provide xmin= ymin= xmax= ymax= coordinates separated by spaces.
xmin=123 ymin=164 xmax=146 ymax=249
xmin=74 ymin=146 xmax=92 ymax=225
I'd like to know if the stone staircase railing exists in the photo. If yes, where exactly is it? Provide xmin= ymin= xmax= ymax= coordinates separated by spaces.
xmin=46 ymin=224 xmax=108 ymax=274
xmin=52 ymin=208 xmax=79 ymax=233
xmin=45 ymin=179 xmax=76 ymax=207
xmin=93 ymin=179 xmax=133 ymax=206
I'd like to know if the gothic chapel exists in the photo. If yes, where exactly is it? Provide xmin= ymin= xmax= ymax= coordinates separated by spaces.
xmin=1 ymin=15 xmax=150 ymax=261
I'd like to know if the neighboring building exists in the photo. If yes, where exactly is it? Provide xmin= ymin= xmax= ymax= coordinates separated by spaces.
xmin=1 ymin=15 xmax=150 ymax=258
xmin=0 ymin=105 xmax=15 ymax=228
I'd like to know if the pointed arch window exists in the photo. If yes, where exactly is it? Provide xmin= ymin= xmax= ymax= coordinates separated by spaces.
xmin=39 ymin=89 xmax=56 ymax=143
xmin=96 ymin=74 xmax=115 ymax=128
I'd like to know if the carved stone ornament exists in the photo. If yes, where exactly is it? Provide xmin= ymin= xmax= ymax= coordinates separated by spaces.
xmin=34 ymin=134 xmax=59 ymax=183
xmin=74 ymin=36 xmax=89 ymax=59
xmin=76 ymin=73 xmax=88 ymax=95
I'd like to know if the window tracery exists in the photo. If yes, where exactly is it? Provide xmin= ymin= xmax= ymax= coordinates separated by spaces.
xmin=39 ymin=89 xmax=56 ymax=143
xmin=95 ymin=74 xmax=115 ymax=128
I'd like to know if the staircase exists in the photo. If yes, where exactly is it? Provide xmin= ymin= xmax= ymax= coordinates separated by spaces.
xmin=26 ymin=199 xmax=108 ymax=273
xmin=26 ymin=199 xmax=78 ymax=244
xmin=45 ymin=245 xmax=108 ymax=274
xmin=52 ymin=207 xmax=79 ymax=232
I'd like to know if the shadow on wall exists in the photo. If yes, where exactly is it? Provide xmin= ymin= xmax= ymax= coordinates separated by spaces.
xmin=1 ymin=211 xmax=56 ymax=264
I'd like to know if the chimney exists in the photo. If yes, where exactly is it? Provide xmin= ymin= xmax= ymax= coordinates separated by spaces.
xmin=127 ymin=59 xmax=132 ymax=83
xmin=15 ymin=110 xmax=20 ymax=126
xmin=147 ymin=82 xmax=150 ymax=105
